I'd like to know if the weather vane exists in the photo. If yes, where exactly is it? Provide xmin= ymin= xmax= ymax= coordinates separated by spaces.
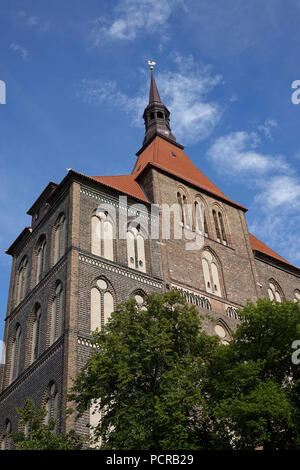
xmin=148 ymin=60 xmax=156 ymax=71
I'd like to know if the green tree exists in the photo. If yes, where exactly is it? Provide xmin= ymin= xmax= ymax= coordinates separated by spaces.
xmin=70 ymin=294 xmax=300 ymax=450
xmin=69 ymin=291 xmax=220 ymax=450
xmin=10 ymin=399 xmax=84 ymax=450
xmin=204 ymin=299 xmax=300 ymax=450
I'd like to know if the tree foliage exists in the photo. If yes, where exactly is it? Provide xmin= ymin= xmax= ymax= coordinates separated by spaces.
xmin=10 ymin=399 xmax=84 ymax=450
xmin=70 ymin=293 xmax=300 ymax=450
xmin=70 ymin=291 xmax=219 ymax=449
xmin=205 ymin=299 xmax=300 ymax=449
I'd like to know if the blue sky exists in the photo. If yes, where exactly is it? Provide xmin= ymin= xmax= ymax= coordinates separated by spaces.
xmin=1 ymin=0 xmax=300 ymax=339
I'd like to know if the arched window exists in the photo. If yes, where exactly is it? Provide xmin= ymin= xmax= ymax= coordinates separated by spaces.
xmin=45 ymin=382 xmax=59 ymax=430
xmin=201 ymin=249 xmax=223 ymax=298
xmin=268 ymin=280 xmax=283 ymax=302
xmin=31 ymin=305 xmax=42 ymax=364
xmin=212 ymin=208 xmax=228 ymax=245
xmin=50 ymin=282 xmax=63 ymax=345
xmin=294 ymin=290 xmax=300 ymax=303
xmin=1 ymin=420 xmax=11 ymax=450
xmin=126 ymin=225 xmax=146 ymax=272
xmin=177 ymin=190 xmax=190 ymax=227
xmin=157 ymin=111 xmax=164 ymax=121
xmin=36 ymin=236 xmax=47 ymax=284
xmin=54 ymin=214 xmax=67 ymax=264
xmin=214 ymin=322 xmax=231 ymax=345
xmin=9 ymin=324 xmax=22 ymax=384
xmin=193 ymin=200 xmax=209 ymax=237
xmin=218 ymin=212 xmax=227 ymax=244
xmin=89 ymin=399 xmax=102 ymax=448
xmin=90 ymin=279 xmax=114 ymax=332
xmin=91 ymin=211 xmax=114 ymax=261
xmin=133 ymin=291 xmax=147 ymax=311
xmin=16 ymin=256 xmax=29 ymax=304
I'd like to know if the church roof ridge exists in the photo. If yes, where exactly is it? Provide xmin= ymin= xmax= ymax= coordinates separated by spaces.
xmin=249 ymin=233 xmax=298 ymax=269
xmin=133 ymin=135 xmax=247 ymax=211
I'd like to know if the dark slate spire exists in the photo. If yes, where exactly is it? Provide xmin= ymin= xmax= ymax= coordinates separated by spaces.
xmin=142 ymin=71 xmax=178 ymax=148
xmin=149 ymin=71 xmax=161 ymax=103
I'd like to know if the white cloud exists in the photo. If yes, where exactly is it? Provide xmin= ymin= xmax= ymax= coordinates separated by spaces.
xmin=77 ymin=79 xmax=146 ymax=120
xmin=90 ymin=0 xmax=179 ymax=43
xmin=207 ymin=131 xmax=289 ymax=174
xmin=15 ymin=10 xmax=49 ymax=32
xmin=208 ymin=128 xmax=300 ymax=266
xmin=77 ymin=54 xmax=223 ymax=145
xmin=294 ymin=150 xmax=300 ymax=160
xmin=248 ymin=176 xmax=300 ymax=266
xmin=9 ymin=42 xmax=28 ymax=60
xmin=255 ymin=175 xmax=300 ymax=209
xmin=248 ymin=210 xmax=300 ymax=266
xmin=229 ymin=94 xmax=238 ymax=102
xmin=257 ymin=118 xmax=277 ymax=140
xmin=27 ymin=16 xmax=39 ymax=27
xmin=155 ymin=55 xmax=223 ymax=143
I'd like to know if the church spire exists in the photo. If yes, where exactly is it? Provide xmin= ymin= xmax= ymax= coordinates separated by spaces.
xmin=149 ymin=71 xmax=161 ymax=104
xmin=141 ymin=64 xmax=179 ymax=149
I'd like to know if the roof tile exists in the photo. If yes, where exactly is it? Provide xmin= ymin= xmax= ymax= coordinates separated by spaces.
xmin=133 ymin=136 xmax=247 ymax=210
xmin=90 ymin=174 xmax=149 ymax=203
xmin=249 ymin=233 xmax=296 ymax=267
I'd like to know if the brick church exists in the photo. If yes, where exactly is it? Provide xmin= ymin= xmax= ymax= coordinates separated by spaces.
xmin=0 ymin=71 xmax=299 ymax=448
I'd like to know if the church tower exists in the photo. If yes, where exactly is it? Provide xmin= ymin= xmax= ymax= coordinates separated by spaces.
xmin=0 ymin=68 xmax=299 ymax=448
xmin=142 ymin=72 xmax=178 ymax=148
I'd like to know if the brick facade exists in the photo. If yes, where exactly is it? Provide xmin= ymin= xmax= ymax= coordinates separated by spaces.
xmin=1 ymin=74 xmax=299 ymax=446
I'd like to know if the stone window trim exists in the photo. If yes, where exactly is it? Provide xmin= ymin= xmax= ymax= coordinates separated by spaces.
xmin=211 ymin=203 xmax=230 ymax=246
xmin=16 ymin=400 xmax=37 ymax=437
xmin=15 ymin=255 xmax=30 ymax=307
xmin=42 ymin=381 xmax=59 ymax=431
xmin=201 ymin=247 xmax=226 ymax=299
xmin=176 ymin=186 xmax=191 ymax=228
xmin=90 ymin=277 xmax=115 ymax=332
xmin=8 ymin=323 xmax=22 ymax=385
xmin=26 ymin=303 xmax=42 ymax=368
xmin=47 ymin=280 xmax=64 ymax=348
xmin=192 ymin=195 xmax=210 ymax=238
xmin=90 ymin=276 xmax=116 ymax=298
xmin=294 ymin=289 xmax=300 ymax=303
xmin=126 ymin=222 xmax=147 ymax=273
xmin=35 ymin=234 xmax=47 ymax=286
xmin=130 ymin=289 xmax=147 ymax=310
xmin=53 ymin=213 xmax=67 ymax=266
xmin=89 ymin=398 xmax=102 ymax=448
xmin=267 ymin=278 xmax=285 ymax=303
xmin=214 ymin=318 xmax=232 ymax=345
xmin=91 ymin=209 xmax=116 ymax=262
xmin=1 ymin=419 xmax=12 ymax=450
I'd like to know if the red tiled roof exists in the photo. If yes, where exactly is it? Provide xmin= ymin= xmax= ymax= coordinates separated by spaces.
xmin=90 ymin=137 xmax=246 ymax=210
xmin=73 ymin=166 xmax=296 ymax=269
xmin=90 ymin=174 xmax=149 ymax=203
xmin=133 ymin=136 xmax=247 ymax=211
xmin=249 ymin=233 xmax=295 ymax=267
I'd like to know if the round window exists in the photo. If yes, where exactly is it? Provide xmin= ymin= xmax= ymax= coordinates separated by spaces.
xmin=135 ymin=295 xmax=144 ymax=304
xmin=97 ymin=279 xmax=107 ymax=290
xmin=214 ymin=324 xmax=226 ymax=339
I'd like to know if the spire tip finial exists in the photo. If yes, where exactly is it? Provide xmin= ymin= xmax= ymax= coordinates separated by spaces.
xmin=148 ymin=60 xmax=156 ymax=71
